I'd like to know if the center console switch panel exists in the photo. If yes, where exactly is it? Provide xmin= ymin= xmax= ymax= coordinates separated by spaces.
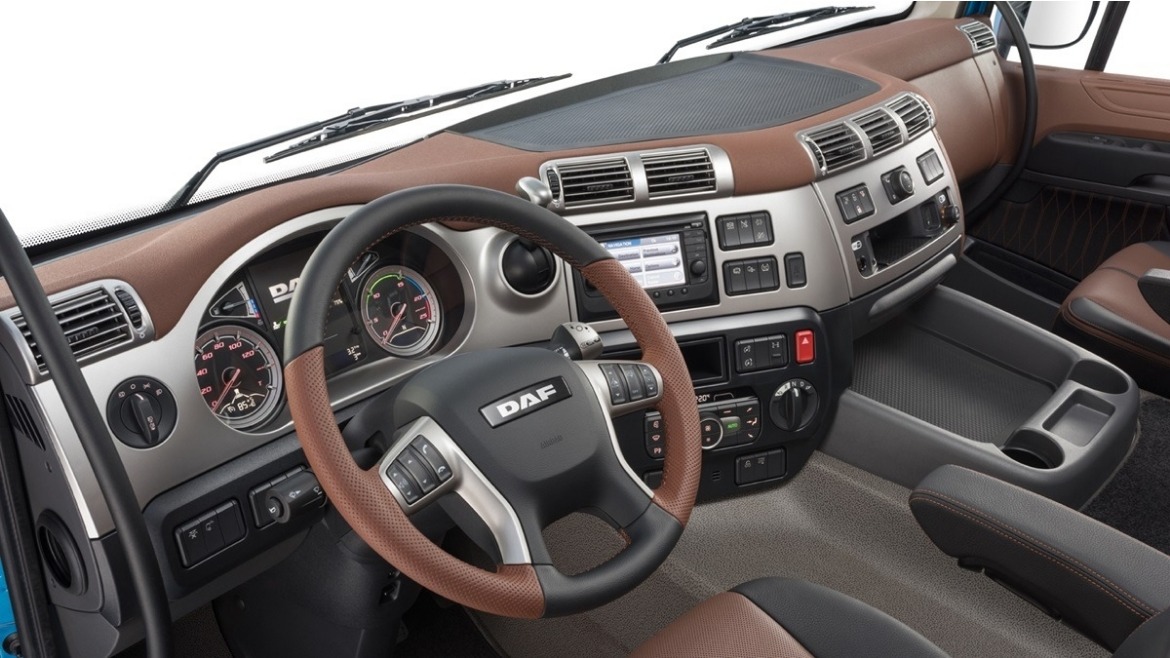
xmin=605 ymin=305 xmax=843 ymax=501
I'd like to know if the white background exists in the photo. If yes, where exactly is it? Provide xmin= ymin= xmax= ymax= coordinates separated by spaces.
xmin=0 ymin=2 xmax=1165 ymax=242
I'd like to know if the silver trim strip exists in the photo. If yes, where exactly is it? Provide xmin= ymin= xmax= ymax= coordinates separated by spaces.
xmin=574 ymin=360 xmax=661 ymax=499
xmin=376 ymin=416 xmax=533 ymax=564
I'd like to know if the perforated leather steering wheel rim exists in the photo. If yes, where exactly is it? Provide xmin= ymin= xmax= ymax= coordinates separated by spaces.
xmin=282 ymin=184 xmax=701 ymax=618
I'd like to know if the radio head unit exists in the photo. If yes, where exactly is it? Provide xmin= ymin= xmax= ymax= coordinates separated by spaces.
xmin=574 ymin=213 xmax=718 ymax=321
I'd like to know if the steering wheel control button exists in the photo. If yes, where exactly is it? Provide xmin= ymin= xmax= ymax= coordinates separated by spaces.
xmin=620 ymin=364 xmax=646 ymax=401
xmin=794 ymin=330 xmax=815 ymax=364
xmin=724 ymin=258 xmax=780 ymax=296
xmin=411 ymin=436 xmax=452 ymax=482
xmin=835 ymin=185 xmax=875 ymax=224
xmin=638 ymin=364 xmax=660 ymax=397
xmin=882 ymin=166 xmax=915 ymax=204
xmin=386 ymin=463 xmax=422 ymax=504
xmin=917 ymin=149 xmax=945 ymax=184
xmin=784 ymin=253 xmax=807 ymax=288
xmin=398 ymin=448 xmax=438 ymax=494
xmin=771 ymin=379 xmax=819 ymax=432
xmin=600 ymin=365 xmax=629 ymax=405
xmin=106 ymin=377 xmax=177 ymax=448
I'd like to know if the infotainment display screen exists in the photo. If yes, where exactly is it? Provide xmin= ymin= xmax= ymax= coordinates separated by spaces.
xmin=600 ymin=233 xmax=687 ymax=290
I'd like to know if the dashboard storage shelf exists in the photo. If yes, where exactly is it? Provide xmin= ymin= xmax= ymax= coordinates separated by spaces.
xmin=823 ymin=285 xmax=1139 ymax=508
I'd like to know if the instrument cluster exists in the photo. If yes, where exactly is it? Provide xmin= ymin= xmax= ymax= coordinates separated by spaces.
xmin=192 ymin=230 xmax=464 ymax=431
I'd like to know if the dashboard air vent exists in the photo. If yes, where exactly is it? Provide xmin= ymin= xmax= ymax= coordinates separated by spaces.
xmin=12 ymin=288 xmax=132 ymax=374
xmin=958 ymin=22 xmax=996 ymax=53
xmin=555 ymin=158 xmax=634 ymax=208
xmin=854 ymin=108 xmax=903 ymax=155
xmin=803 ymin=123 xmax=865 ymax=175
xmin=643 ymin=149 xmax=716 ymax=198
xmin=888 ymin=95 xmax=933 ymax=140
xmin=4 ymin=394 xmax=44 ymax=451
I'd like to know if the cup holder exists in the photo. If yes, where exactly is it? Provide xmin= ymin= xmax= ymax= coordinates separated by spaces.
xmin=1001 ymin=429 xmax=1064 ymax=470
xmin=1069 ymin=360 xmax=1129 ymax=395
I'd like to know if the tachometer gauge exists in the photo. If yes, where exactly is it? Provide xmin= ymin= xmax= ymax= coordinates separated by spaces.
xmin=195 ymin=326 xmax=283 ymax=430
xmin=361 ymin=265 xmax=442 ymax=357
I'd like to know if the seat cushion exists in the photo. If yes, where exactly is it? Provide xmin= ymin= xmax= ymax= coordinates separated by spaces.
xmin=633 ymin=578 xmax=948 ymax=658
xmin=1061 ymin=242 xmax=1170 ymax=390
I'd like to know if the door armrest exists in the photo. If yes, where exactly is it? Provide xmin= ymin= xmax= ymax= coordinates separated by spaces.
xmin=910 ymin=465 xmax=1170 ymax=651
xmin=1138 ymin=268 xmax=1170 ymax=324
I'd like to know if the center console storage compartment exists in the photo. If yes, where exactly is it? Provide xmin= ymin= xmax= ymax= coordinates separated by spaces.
xmin=824 ymin=286 xmax=1139 ymax=508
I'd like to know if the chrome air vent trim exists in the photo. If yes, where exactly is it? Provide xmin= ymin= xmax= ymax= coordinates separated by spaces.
xmin=539 ymin=145 xmax=732 ymax=213
xmin=799 ymin=94 xmax=936 ymax=179
xmin=958 ymin=21 xmax=997 ymax=53
xmin=0 ymin=280 xmax=155 ymax=384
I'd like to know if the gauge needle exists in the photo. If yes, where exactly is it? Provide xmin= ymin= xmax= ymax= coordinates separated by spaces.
xmin=214 ymin=369 xmax=241 ymax=412
xmin=382 ymin=304 xmax=408 ymax=343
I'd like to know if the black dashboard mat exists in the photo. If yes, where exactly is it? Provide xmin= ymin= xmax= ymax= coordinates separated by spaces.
xmin=852 ymin=319 xmax=1054 ymax=446
xmin=462 ymin=54 xmax=879 ymax=151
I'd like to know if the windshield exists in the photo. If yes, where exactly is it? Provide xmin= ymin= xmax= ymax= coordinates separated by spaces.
xmin=0 ymin=1 xmax=910 ymax=246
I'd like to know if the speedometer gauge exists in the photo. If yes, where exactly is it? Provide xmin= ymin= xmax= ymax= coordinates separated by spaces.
xmin=361 ymin=265 xmax=442 ymax=357
xmin=195 ymin=326 xmax=283 ymax=430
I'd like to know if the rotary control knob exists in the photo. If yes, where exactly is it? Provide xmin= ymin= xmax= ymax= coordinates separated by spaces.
xmin=896 ymin=169 xmax=915 ymax=197
xmin=699 ymin=412 xmax=724 ymax=450
xmin=106 ymin=377 xmax=177 ymax=448
xmin=769 ymin=379 xmax=819 ymax=432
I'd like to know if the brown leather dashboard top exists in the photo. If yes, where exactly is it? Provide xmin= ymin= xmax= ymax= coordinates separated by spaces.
xmin=0 ymin=18 xmax=1009 ymax=337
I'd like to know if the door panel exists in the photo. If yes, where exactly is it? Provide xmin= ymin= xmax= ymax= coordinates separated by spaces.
xmin=968 ymin=66 xmax=1170 ymax=282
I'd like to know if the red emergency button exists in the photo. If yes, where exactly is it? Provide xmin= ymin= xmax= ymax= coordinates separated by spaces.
xmin=795 ymin=330 xmax=815 ymax=364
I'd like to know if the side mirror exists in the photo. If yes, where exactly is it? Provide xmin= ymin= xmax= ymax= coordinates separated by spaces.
xmin=1010 ymin=1 xmax=1098 ymax=49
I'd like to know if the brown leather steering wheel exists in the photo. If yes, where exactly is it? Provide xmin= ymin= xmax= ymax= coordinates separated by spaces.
xmin=283 ymin=185 xmax=701 ymax=618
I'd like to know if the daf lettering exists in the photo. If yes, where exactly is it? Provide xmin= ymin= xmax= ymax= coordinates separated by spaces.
xmin=268 ymin=277 xmax=300 ymax=304
xmin=480 ymin=378 xmax=572 ymax=427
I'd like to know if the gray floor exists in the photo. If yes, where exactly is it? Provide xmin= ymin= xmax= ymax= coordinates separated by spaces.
xmin=475 ymin=452 xmax=1106 ymax=657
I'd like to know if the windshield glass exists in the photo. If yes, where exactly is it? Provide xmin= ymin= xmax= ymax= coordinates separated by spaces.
xmin=0 ymin=1 xmax=909 ymax=245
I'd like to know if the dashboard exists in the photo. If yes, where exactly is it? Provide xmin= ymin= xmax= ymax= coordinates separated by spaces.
xmin=0 ymin=16 xmax=1008 ymax=655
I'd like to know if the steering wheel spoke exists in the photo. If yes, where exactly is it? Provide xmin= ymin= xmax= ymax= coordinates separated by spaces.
xmin=375 ymin=416 xmax=533 ymax=564
xmin=574 ymin=360 xmax=665 ymax=417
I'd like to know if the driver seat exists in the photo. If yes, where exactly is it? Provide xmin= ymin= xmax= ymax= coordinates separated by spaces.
xmin=632 ymin=577 xmax=948 ymax=657
xmin=635 ymin=576 xmax=1170 ymax=657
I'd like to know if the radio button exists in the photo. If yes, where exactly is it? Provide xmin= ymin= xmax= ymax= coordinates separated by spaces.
xmin=599 ymin=364 xmax=629 ymax=405
xmin=620 ymin=364 xmax=646 ymax=401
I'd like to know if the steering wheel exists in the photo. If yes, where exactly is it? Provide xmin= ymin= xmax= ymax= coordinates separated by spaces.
xmin=282 ymin=185 xmax=702 ymax=618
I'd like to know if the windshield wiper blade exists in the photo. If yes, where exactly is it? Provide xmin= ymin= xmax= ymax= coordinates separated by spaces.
xmin=163 ymin=74 xmax=569 ymax=211
xmin=263 ymin=74 xmax=570 ymax=164
xmin=657 ymin=6 xmax=873 ymax=64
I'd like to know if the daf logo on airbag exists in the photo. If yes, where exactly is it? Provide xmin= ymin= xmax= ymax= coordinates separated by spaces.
xmin=480 ymin=377 xmax=572 ymax=427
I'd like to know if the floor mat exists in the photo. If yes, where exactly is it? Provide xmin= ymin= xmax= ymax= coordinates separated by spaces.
xmin=396 ymin=593 xmax=498 ymax=658
xmin=474 ymin=452 xmax=1105 ymax=658
xmin=853 ymin=319 xmax=1054 ymax=445
xmin=1084 ymin=396 xmax=1170 ymax=554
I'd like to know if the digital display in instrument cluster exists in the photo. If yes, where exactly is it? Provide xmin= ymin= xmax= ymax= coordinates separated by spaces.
xmin=600 ymin=233 xmax=687 ymax=290
xmin=248 ymin=247 xmax=366 ymax=374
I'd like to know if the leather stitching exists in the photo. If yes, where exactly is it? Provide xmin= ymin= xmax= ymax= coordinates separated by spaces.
xmin=915 ymin=489 xmax=1158 ymax=615
xmin=911 ymin=493 xmax=1154 ymax=620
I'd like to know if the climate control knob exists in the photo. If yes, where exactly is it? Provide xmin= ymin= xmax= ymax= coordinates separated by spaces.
xmin=769 ymin=379 xmax=818 ymax=432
